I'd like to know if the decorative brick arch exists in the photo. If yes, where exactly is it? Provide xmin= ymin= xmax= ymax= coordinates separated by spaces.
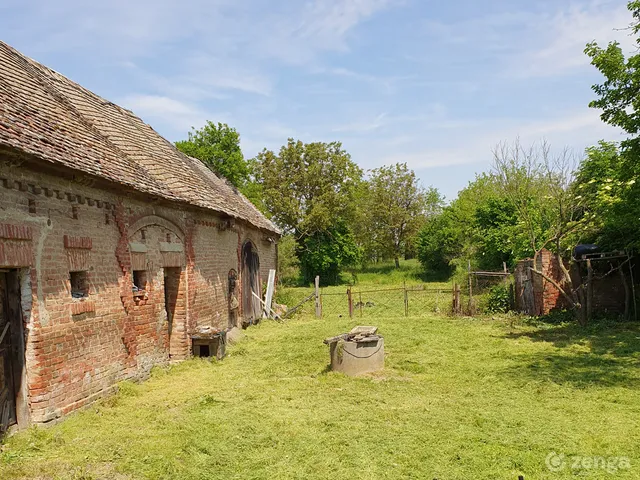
xmin=127 ymin=215 xmax=185 ymax=242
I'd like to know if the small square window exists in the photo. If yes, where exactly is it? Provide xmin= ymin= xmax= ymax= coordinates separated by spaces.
xmin=70 ymin=271 xmax=89 ymax=298
xmin=132 ymin=270 xmax=148 ymax=292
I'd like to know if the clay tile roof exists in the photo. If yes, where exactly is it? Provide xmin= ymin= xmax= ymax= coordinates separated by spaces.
xmin=0 ymin=41 xmax=279 ymax=234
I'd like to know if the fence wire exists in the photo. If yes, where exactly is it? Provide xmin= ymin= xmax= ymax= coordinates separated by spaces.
xmin=464 ymin=273 xmax=513 ymax=314
xmin=276 ymin=275 xmax=514 ymax=320
xmin=320 ymin=285 xmax=452 ymax=318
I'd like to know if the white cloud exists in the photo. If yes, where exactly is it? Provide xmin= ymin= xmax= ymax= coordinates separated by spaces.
xmin=119 ymin=94 xmax=226 ymax=134
xmin=259 ymin=0 xmax=399 ymax=63
xmin=421 ymin=1 xmax=634 ymax=79
xmin=369 ymin=108 xmax=625 ymax=170
xmin=332 ymin=113 xmax=387 ymax=133
xmin=514 ymin=1 xmax=634 ymax=78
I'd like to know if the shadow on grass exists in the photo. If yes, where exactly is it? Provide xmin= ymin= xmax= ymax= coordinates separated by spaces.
xmin=502 ymin=321 xmax=640 ymax=388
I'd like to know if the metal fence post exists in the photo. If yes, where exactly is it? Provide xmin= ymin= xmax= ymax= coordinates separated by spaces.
xmin=315 ymin=276 xmax=321 ymax=318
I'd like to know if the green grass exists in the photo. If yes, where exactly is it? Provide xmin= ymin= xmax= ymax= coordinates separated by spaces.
xmin=281 ymin=259 xmax=449 ymax=289
xmin=2 ymin=313 xmax=640 ymax=479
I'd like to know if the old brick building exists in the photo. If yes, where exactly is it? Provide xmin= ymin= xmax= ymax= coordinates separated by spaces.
xmin=0 ymin=42 xmax=279 ymax=430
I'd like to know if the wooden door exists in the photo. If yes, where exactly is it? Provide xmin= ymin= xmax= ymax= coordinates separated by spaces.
xmin=242 ymin=242 xmax=261 ymax=324
xmin=0 ymin=272 xmax=17 ymax=433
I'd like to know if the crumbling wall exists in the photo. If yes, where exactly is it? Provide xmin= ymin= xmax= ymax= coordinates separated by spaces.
xmin=0 ymin=158 xmax=277 ymax=424
xmin=515 ymin=249 xmax=626 ymax=316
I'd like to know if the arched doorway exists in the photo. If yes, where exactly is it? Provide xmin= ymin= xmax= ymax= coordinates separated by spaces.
xmin=242 ymin=241 xmax=261 ymax=325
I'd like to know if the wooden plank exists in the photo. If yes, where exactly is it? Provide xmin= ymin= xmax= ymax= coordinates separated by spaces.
xmin=251 ymin=291 xmax=281 ymax=321
xmin=281 ymin=293 xmax=314 ymax=319
xmin=0 ymin=322 xmax=9 ymax=345
xmin=0 ymin=387 xmax=9 ymax=433
xmin=262 ymin=269 xmax=276 ymax=319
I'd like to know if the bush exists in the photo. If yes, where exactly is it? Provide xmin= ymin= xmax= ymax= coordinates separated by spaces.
xmin=487 ymin=284 xmax=512 ymax=313
xmin=277 ymin=234 xmax=300 ymax=286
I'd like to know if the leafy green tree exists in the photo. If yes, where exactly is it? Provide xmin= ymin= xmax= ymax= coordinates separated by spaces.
xmin=276 ymin=234 xmax=300 ymax=286
xmin=176 ymin=121 xmax=248 ymax=186
xmin=416 ymin=208 xmax=463 ymax=275
xmin=416 ymin=173 xmax=528 ymax=276
xmin=255 ymin=139 xmax=363 ymax=284
xmin=360 ymin=163 xmax=443 ymax=268
xmin=584 ymin=2 xmax=640 ymax=250
xmin=297 ymin=222 xmax=362 ymax=285
xmin=474 ymin=197 xmax=522 ymax=270
xmin=574 ymin=141 xmax=639 ymax=250
xmin=492 ymin=140 xmax=596 ymax=325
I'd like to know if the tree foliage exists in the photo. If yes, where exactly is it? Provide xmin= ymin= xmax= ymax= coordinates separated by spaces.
xmin=357 ymin=163 xmax=443 ymax=267
xmin=297 ymin=222 xmax=361 ymax=285
xmin=573 ymin=142 xmax=639 ymax=251
xmin=256 ymin=140 xmax=362 ymax=236
xmin=584 ymin=1 xmax=640 ymax=251
xmin=416 ymin=172 xmax=530 ymax=276
xmin=255 ymin=139 xmax=362 ymax=283
xmin=175 ymin=121 xmax=251 ymax=187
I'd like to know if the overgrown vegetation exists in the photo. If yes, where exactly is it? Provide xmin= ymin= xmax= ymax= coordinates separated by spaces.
xmin=2 ymin=313 xmax=638 ymax=479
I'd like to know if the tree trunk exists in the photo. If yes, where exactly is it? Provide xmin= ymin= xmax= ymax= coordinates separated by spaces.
xmin=394 ymin=256 xmax=400 ymax=269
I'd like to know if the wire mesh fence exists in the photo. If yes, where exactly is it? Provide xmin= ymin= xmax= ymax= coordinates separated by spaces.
xmin=464 ymin=272 xmax=513 ymax=315
xmin=276 ymin=274 xmax=515 ymax=320
xmin=320 ymin=284 xmax=453 ymax=318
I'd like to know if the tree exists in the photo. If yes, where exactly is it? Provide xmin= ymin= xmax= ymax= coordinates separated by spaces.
xmin=361 ymin=163 xmax=443 ymax=268
xmin=492 ymin=140 xmax=594 ymax=325
xmin=416 ymin=173 xmax=528 ymax=276
xmin=416 ymin=208 xmax=463 ymax=274
xmin=255 ymin=139 xmax=363 ymax=284
xmin=297 ymin=222 xmax=361 ymax=285
xmin=574 ymin=142 xmax=639 ymax=251
xmin=585 ymin=1 xmax=640 ymax=141
xmin=175 ymin=121 xmax=252 ymax=187
xmin=584 ymin=2 xmax=640 ymax=251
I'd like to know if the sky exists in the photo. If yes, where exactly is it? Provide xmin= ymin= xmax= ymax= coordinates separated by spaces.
xmin=0 ymin=0 xmax=634 ymax=200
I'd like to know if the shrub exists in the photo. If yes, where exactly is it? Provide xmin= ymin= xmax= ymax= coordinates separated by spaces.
xmin=487 ymin=284 xmax=512 ymax=313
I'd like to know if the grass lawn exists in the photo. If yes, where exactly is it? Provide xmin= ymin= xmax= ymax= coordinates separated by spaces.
xmin=1 ymin=312 xmax=639 ymax=479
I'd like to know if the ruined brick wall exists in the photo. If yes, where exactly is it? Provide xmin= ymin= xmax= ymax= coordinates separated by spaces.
xmin=0 ymin=158 xmax=277 ymax=424
xmin=536 ymin=249 xmax=569 ymax=314
xmin=516 ymin=249 xmax=626 ymax=316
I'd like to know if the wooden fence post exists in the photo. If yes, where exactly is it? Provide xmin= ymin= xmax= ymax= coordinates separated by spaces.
xmin=586 ymin=259 xmax=593 ymax=324
xmin=347 ymin=287 xmax=353 ymax=318
xmin=403 ymin=280 xmax=409 ymax=317
xmin=467 ymin=260 xmax=473 ymax=302
xmin=359 ymin=292 xmax=363 ymax=317
xmin=315 ymin=276 xmax=321 ymax=318
xmin=452 ymin=282 xmax=461 ymax=315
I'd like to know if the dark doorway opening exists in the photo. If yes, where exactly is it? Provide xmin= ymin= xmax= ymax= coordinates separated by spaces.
xmin=0 ymin=270 xmax=24 ymax=434
xmin=242 ymin=241 xmax=261 ymax=325
xmin=164 ymin=267 xmax=181 ymax=356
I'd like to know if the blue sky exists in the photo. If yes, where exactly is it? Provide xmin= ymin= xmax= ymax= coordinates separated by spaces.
xmin=0 ymin=0 xmax=633 ymax=200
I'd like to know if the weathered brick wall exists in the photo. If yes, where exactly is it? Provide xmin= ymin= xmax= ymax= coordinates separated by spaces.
xmin=516 ymin=249 xmax=626 ymax=316
xmin=0 ymin=159 xmax=277 ymax=424
xmin=536 ymin=249 xmax=569 ymax=314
